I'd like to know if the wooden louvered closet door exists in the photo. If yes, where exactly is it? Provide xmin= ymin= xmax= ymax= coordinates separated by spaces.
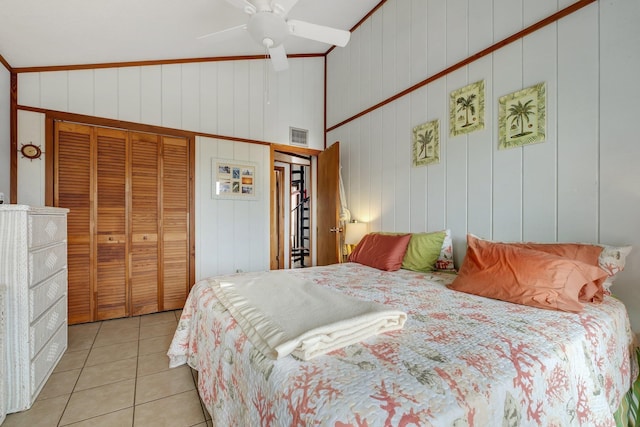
xmin=161 ymin=136 xmax=190 ymax=311
xmin=96 ymin=128 xmax=128 ymax=320
xmin=54 ymin=122 xmax=191 ymax=324
xmin=55 ymin=123 xmax=93 ymax=325
xmin=130 ymin=132 xmax=159 ymax=316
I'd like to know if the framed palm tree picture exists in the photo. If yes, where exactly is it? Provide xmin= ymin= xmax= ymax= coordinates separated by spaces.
xmin=450 ymin=80 xmax=485 ymax=137
xmin=412 ymin=119 xmax=440 ymax=167
xmin=498 ymin=83 xmax=546 ymax=149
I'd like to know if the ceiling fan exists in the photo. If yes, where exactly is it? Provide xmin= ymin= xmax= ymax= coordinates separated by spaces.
xmin=199 ymin=0 xmax=351 ymax=71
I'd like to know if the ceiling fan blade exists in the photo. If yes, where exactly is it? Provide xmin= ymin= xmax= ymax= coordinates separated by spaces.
xmin=268 ymin=44 xmax=289 ymax=71
xmin=197 ymin=24 xmax=247 ymax=40
xmin=271 ymin=0 xmax=299 ymax=17
xmin=287 ymin=19 xmax=351 ymax=47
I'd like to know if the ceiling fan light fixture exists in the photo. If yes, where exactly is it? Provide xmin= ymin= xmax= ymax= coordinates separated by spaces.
xmin=247 ymin=11 xmax=289 ymax=48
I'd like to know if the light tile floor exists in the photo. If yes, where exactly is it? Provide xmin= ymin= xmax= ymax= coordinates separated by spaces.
xmin=4 ymin=310 xmax=212 ymax=427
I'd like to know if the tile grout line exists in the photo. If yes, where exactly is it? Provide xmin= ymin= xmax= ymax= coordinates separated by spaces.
xmin=6 ymin=311 xmax=196 ymax=426
xmin=57 ymin=320 xmax=103 ymax=427
xmin=132 ymin=317 xmax=140 ymax=427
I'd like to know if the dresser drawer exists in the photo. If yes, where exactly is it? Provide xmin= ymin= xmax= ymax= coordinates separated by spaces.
xmin=30 ymin=297 xmax=66 ymax=357
xmin=28 ymin=242 xmax=67 ymax=287
xmin=31 ymin=323 xmax=66 ymax=398
xmin=30 ymin=269 xmax=67 ymax=322
xmin=29 ymin=214 xmax=67 ymax=248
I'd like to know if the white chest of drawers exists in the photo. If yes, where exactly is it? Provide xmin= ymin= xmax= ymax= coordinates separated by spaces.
xmin=0 ymin=205 xmax=69 ymax=413
xmin=0 ymin=283 xmax=6 ymax=424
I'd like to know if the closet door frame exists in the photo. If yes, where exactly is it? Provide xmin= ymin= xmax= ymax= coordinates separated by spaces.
xmin=45 ymin=111 xmax=196 ymax=320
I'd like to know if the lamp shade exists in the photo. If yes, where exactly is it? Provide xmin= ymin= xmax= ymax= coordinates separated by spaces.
xmin=344 ymin=222 xmax=368 ymax=245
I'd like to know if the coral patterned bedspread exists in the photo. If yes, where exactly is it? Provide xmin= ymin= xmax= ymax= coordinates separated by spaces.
xmin=167 ymin=263 xmax=637 ymax=427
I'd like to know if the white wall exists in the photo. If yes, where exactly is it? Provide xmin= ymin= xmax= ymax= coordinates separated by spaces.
xmin=326 ymin=0 xmax=640 ymax=331
xmin=16 ymin=110 xmax=45 ymax=206
xmin=196 ymin=136 xmax=270 ymax=279
xmin=599 ymin=0 xmax=640 ymax=334
xmin=17 ymin=58 xmax=324 ymax=150
xmin=15 ymin=57 xmax=325 ymax=276
xmin=0 ymin=66 xmax=9 ymax=202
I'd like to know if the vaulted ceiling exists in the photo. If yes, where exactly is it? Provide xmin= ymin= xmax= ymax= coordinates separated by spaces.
xmin=0 ymin=0 xmax=380 ymax=69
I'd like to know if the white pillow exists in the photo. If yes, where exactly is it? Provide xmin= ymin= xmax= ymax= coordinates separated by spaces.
xmin=598 ymin=244 xmax=632 ymax=293
xmin=435 ymin=229 xmax=456 ymax=272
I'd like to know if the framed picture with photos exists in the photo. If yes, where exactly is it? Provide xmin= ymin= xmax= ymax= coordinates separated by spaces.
xmin=212 ymin=159 xmax=258 ymax=200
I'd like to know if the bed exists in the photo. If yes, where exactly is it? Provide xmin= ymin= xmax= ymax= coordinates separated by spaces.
xmin=168 ymin=257 xmax=637 ymax=426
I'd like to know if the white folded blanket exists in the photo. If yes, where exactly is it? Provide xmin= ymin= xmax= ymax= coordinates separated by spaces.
xmin=208 ymin=271 xmax=407 ymax=360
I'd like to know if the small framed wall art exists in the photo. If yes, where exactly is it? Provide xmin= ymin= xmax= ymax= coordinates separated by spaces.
xmin=212 ymin=159 xmax=258 ymax=200
xmin=412 ymin=119 xmax=440 ymax=167
xmin=498 ymin=82 xmax=546 ymax=149
xmin=450 ymin=80 xmax=485 ymax=137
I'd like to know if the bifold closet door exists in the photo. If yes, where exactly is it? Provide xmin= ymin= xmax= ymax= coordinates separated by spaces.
xmin=160 ymin=136 xmax=190 ymax=311
xmin=130 ymin=132 xmax=159 ymax=316
xmin=55 ymin=123 xmax=93 ymax=325
xmin=55 ymin=122 xmax=190 ymax=323
xmin=95 ymin=128 xmax=128 ymax=320
xmin=56 ymin=123 xmax=129 ymax=323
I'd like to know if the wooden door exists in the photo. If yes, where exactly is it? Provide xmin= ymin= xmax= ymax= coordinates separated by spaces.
xmin=317 ymin=142 xmax=340 ymax=266
xmin=160 ymin=136 xmax=190 ymax=311
xmin=55 ymin=122 xmax=93 ymax=325
xmin=270 ymin=166 xmax=285 ymax=270
xmin=129 ymin=132 xmax=159 ymax=316
xmin=95 ymin=128 xmax=128 ymax=320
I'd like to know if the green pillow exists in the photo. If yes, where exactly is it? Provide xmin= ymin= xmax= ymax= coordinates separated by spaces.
xmin=376 ymin=231 xmax=446 ymax=272
xmin=403 ymin=231 xmax=446 ymax=272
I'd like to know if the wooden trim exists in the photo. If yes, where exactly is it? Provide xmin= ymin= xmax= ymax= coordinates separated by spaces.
xmin=326 ymin=0 xmax=596 ymax=133
xmin=271 ymin=142 xmax=321 ymax=157
xmin=44 ymin=116 xmax=54 ymax=205
xmin=323 ymin=56 xmax=327 ymax=150
xmin=25 ymin=107 xmax=196 ymax=138
xmin=0 ymin=54 xmax=12 ymax=73
xmin=20 ymin=105 xmax=301 ymax=148
xmin=270 ymin=148 xmax=276 ymax=269
xmin=12 ymin=53 xmax=324 ymax=74
xmin=325 ymin=0 xmax=388 ymax=56
xmin=273 ymin=152 xmax=311 ymax=165
xmin=269 ymin=166 xmax=284 ymax=270
xmin=9 ymin=73 xmax=17 ymax=203
xmin=350 ymin=0 xmax=388 ymax=34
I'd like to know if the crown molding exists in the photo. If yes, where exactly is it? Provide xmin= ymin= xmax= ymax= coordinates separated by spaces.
xmin=11 ymin=53 xmax=324 ymax=74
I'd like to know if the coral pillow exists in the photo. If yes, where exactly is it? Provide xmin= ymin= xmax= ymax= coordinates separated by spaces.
xmin=509 ymin=242 xmax=602 ymax=266
xmin=504 ymin=242 xmax=605 ymax=302
xmin=485 ymin=240 xmax=631 ymax=298
xmin=448 ymin=235 xmax=609 ymax=313
xmin=348 ymin=233 xmax=411 ymax=271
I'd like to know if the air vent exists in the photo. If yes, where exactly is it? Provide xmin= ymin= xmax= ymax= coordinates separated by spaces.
xmin=290 ymin=127 xmax=309 ymax=146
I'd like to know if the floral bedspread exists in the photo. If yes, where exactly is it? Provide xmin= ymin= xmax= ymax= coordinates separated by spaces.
xmin=167 ymin=263 xmax=638 ymax=427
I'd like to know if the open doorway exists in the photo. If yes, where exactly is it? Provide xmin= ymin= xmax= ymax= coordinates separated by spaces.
xmin=290 ymin=163 xmax=311 ymax=268
xmin=271 ymin=151 xmax=312 ymax=269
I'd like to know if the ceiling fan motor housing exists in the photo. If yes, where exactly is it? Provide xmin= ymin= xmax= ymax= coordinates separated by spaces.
xmin=247 ymin=11 xmax=289 ymax=48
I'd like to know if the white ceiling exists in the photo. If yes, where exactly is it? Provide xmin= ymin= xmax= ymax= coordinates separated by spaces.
xmin=0 ymin=0 xmax=379 ymax=69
